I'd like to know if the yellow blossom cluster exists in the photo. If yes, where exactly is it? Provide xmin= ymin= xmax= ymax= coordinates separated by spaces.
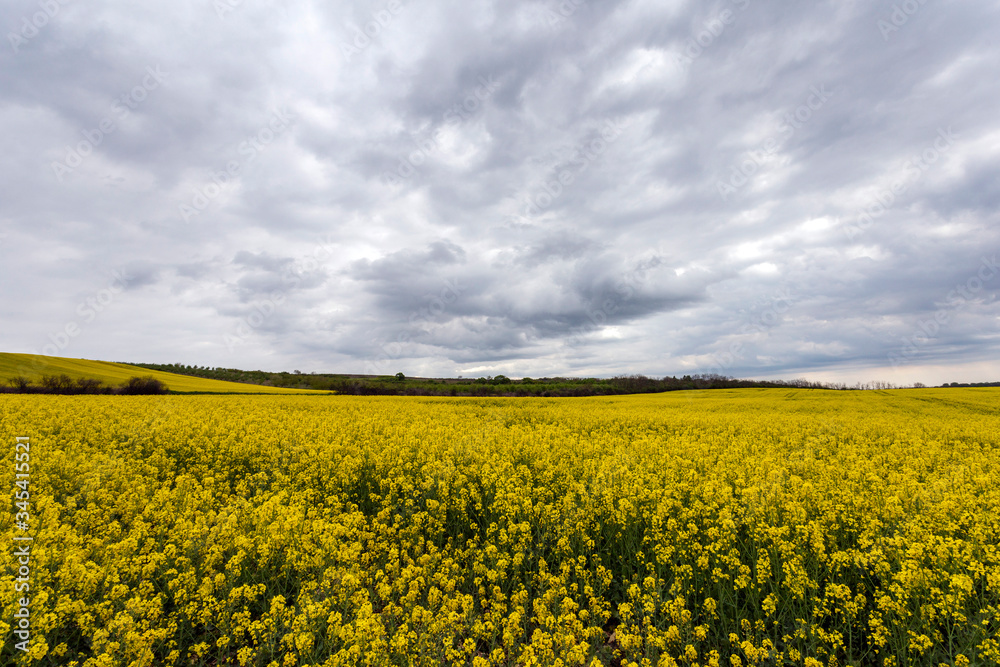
xmin=1 ymin=388 xmax=998 ymax=666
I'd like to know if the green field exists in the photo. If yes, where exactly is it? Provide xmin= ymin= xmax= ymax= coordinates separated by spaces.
xmin=0 ymin=353 xmax=325 ymax=394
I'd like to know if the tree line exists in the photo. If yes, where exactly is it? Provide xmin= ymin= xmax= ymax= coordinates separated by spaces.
xmin=124 ymin=364 xmax=874 ymax=397
xmin=2 ymin=375 xmax=169 ymax=395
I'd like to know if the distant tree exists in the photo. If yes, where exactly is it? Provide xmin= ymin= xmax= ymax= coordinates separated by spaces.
xmin=117 ymin=376 xmax=169 ymax=395
xmin=610 ymin=374 xmax=657 ymax=392
xmin=395 ymin=372 xmax=406 ymax=381
xmin=8 ymin=376 xmax=31 ymax=392
xmin=41 ymin=374 xmax=75 ymax=392
xmin=75 ymin=377 xmax=106 ymax=394
xmin=491 ymin=375 xmax=511 ymax=385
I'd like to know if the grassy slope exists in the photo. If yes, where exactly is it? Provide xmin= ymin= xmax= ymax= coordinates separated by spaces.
xmin=0 ymin=353 xmax=325 ymax=394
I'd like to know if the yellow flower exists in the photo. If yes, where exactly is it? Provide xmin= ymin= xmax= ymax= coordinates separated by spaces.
xmin=3 ymin=387 xmax=997 ymax=666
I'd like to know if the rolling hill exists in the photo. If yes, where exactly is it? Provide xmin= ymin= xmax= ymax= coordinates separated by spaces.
xmin=0 ymin=353 xmax=326 ymax=394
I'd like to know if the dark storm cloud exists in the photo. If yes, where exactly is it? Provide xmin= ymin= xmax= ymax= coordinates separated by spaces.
xmin=2 ymin=0 xmax=999 ymax=382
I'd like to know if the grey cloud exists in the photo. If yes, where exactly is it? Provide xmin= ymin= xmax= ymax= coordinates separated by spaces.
xmin=233 ymin=250 xmax=294 ymax=272
xmin=1 ymin=0 xmax=998 ymax=383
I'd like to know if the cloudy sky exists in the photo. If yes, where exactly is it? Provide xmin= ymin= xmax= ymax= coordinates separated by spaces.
xmin=2 ymin=0 xmax=998 ymax=384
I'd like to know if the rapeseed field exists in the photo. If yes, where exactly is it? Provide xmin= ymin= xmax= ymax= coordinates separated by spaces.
xmin=1 ymin=389 xmax=998 ymax=666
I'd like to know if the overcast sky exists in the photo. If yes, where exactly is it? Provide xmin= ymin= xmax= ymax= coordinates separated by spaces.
xmin=2 ymin=0 xmax=999 ymax=384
